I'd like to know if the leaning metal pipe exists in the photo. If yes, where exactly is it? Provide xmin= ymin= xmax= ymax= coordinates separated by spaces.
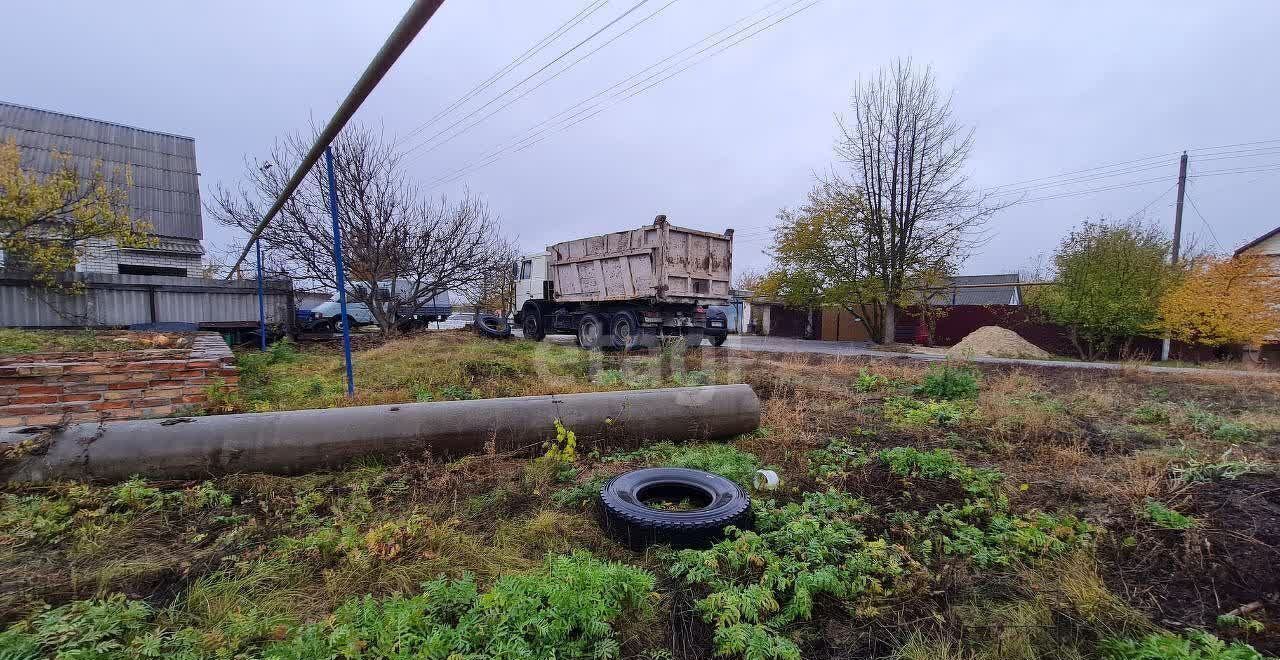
xmin=1 ymin=385 xmax=760 ymax=484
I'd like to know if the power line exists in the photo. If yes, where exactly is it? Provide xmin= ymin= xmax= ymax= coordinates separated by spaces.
xmin=227 ymin=0 xmax=446 ymax=276
xmin=395 ymin=0 xmax=608 ymax=147
xmin=404 ymin=0 xmax=683 ymax=163
xmin=981 ymin=151 xmax=1179 ymax=193
xmin=987 ymin=160 xmax=1176 ymax=197
xmin=428 ymin=0 xmax=819 ymax=188
xmin=1183 ymin=189 xmax=1224 ymax=252
xmin=399 ymin=0 xmax=656 ymax=159
xmin=424 ymin=0 xmax=801 ymax=185
xmin=1190 ymin=163 xmax=1280 ymax=177
xmin=1002 ymin=175 xmax=1174 ymax=206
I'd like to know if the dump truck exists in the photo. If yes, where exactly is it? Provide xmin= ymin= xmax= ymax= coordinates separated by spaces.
xmin=513 ymin=215 xmax=733 ymax=349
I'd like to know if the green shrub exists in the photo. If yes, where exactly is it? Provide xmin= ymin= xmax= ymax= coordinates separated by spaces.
xmin=914 ymin=365 xmax=979 ymax=400
xmin=884 ymin=396 xmax=973 ymax=427
xmin=265 ymin=551 xmax=654 ymax=660
xmin=1216 ymin=614 xmax=1265 ymax=634
xmin=1213 ymin=422 xmax=1257 ymax=443
xmin=1100 ymin=630 xmax=1267 ymax=659
xmin=1142 ymin=499 xmax=1196 ymax=531
xmin=878 ymin=447 xmax=1002 ymax=498
xmin=1181 ymin=405 xmax=1257 ymax=442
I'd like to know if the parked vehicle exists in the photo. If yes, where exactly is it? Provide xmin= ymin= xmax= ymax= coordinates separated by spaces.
xmin=513 ymin=215 xmax=733 ymax=349
xmin=301 ymin=282 xmax=451 ymax=332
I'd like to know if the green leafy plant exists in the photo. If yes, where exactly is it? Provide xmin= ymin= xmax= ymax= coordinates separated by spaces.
xmin=1216 ymin=614 xmax=1265 ymax=634
xmin=527 ymin=419 xmax=580 ymax=487
xmin=1142 ymin=499 xmax=1196 ymax=531
xmin=439 ymin=384 xmax=477 ymax=400
xmin=1170 ymin=449 xmax=1262 ymax=483
xmin=1100 ymin=629 xmax=1267 ymax=659
xmin=110 ymin=476 xmax=175 ymax=511
xmin=265 ymin=551 xmax=654 ymax=660
xmin=913 ymin=364 xmax=979 ymax=400
xmin=884 ymin=396 xmax=973 ymax=427
xmin=671 ymin=370 xmax=711 ymax=386
xmin=552 ymin=476 xmax=608 ymax=509
xmin=1132 ymin=402 xmax=1171 ymax=425
xmin=854 ymin=368 xmax=887 ymax=393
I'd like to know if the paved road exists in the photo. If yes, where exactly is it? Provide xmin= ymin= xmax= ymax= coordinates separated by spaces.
xmin=435 ymin=319 xmax=1270 ymax=378
xmin=716 ymin=335 xmax=1274 ymax=377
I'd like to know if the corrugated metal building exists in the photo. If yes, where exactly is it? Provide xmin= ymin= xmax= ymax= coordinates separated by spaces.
xmin=0 ymin=100 xmax=204 ymax=275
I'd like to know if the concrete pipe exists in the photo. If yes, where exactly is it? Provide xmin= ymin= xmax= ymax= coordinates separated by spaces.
xmin=1 ymin=384 xmax=759 ymax=484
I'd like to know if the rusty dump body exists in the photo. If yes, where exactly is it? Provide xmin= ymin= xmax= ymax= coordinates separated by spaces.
xmin=547 ymin=216 xmax=733 ymax=305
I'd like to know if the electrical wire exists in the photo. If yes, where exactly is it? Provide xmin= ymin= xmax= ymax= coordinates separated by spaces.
xmin=399 ymin=0 xmax=656 ymax=159
xmin=403 ymin=0 xmax=684 ymax=163
xmin=1190 ymin=163 xmax=1280 ymax=177
xmin=423 ymin=0 xmax=801 ymax=185
xmin=428 ymin=0 xmax=819 ymax=188
xmin=395 ymin=0 xmax=609 ymax=147
xmin=1002 ymin=175 xmax=1174 ymax=206
xmin=1183 ymin=190 xmax=1224 ymax=252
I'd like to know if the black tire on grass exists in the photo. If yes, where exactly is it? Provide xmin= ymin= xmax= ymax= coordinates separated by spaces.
xmin=598 ymin=467 xmax=751 ymax=550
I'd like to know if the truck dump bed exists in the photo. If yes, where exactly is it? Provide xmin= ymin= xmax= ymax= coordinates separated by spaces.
xmin=547 ymin=216 xmax=732 ymax=304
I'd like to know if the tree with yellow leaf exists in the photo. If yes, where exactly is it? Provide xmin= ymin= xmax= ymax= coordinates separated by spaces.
xmin=0 ymin=137 xmax=153 ymax=290
xmin=1156 ymin=254 xmax=1280 ymax=348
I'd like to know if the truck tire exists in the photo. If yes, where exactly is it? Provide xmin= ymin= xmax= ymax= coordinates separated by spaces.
xmin=521 ymin=303 xmax=545 ymax=341
xmin=710 ymin=333 xmax=727 ymax=347
xmin=475 ymin=313 xmax=512 ymax=339
xmin=577 ymin=313 xmax=604 ymax=350
xmin=599 ymin=467 xmax=752 ymax=550
xmin=610 ymin=311 xmax=641 ymax=351
xmin=682 ymin=328 xmax=705 ymax=349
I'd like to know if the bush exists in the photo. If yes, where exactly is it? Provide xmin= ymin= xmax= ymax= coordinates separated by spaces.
xmin=266 ymin=551 xmax=654 ymax=660
xmin=914 ymin=365 xmax=979 ymax=400
xmin=1100 ymin=630 xmax=1267 ymax=660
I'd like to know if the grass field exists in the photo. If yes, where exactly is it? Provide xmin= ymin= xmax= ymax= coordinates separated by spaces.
xmin=0 ymin=328 xmax=153 ymax=355
xmin=2 ymin=330 xmax=1278 ymax=659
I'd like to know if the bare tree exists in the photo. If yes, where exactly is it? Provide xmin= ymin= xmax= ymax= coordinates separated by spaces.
xmin=833 ymin=58 xmax=995 ymax=342
xmin=208 ymin=125 xmax=511 ymax=337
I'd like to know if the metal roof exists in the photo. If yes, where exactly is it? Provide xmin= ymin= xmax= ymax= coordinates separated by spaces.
xmin=939 ymin=274 xmax=1021 ymax=306
xmin=1235 ymin=224 xmax=1280 ymax=256
xmin=0 ymin=101 xmax=202 ymax=240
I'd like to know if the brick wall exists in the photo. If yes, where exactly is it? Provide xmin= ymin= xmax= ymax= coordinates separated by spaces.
xmin=0 ymin=333 xmax=238 ymax=428
xmin=77 ymin=237 xmax=204 ymax=274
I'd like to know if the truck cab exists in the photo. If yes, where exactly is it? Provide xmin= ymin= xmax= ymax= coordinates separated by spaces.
xmin=513 ymin=253 xmax=549 ymax=317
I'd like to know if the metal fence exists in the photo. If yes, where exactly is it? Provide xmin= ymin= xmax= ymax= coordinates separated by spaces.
xmin=0 ymin=271 xmax=293 ymax=329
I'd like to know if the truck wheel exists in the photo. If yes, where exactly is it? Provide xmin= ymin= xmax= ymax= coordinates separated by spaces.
xmin=710 ymin=333 xmax=727 ymax=347
xmin=610 ymin=311 xmax=641 ymax=351
xmin=578 ymin=313 xmax=604 ymax=349
xmin=521 ymin=303 xmax=545 ymax=341
xmin=682 ymin=328 xmax=705 ymax=349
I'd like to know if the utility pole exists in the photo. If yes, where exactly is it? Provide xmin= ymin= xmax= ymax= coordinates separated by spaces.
xmin=1161 ymin=151 xmax=1188 ymax=361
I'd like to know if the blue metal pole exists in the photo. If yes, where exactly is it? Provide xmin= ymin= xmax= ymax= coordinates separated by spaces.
xmin=324 ymin=146 xmax=356 ymax=397
xmin=255 ymin=239 xmax=267 ymax=351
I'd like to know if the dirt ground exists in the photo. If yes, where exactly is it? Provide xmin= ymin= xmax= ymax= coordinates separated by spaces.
xmin=1 ymin=333 xmax=1277 ymax=658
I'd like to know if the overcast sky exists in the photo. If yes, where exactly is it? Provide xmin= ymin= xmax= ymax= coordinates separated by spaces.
xmin=5 ymin=1 xmax=1279 ymax=277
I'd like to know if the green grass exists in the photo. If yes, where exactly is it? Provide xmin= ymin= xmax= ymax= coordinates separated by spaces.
xmin=0 ymin=328 xmax=148 ymax=354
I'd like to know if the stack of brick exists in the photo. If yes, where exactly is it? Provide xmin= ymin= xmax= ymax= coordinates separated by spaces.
xmin=0 ymin=332 xmax=238 ymax=428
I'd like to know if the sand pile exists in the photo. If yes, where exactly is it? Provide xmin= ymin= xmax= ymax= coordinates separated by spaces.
xmin=946 ymin=326 xmax=1052 ymax=360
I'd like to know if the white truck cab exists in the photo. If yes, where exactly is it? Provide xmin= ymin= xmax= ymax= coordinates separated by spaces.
xmin=513 ymin=252 xmax=549 ymax=314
